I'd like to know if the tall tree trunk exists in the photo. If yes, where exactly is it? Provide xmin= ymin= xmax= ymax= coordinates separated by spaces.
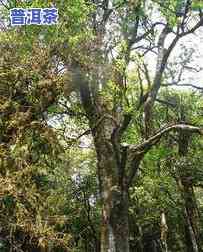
xmin=100 ymin=184 xmax=129 ymax=252
xmin=75 ymin=64 xmax=131 ymax=252
xmin=93 ymin=119 xmax=130 ymax=252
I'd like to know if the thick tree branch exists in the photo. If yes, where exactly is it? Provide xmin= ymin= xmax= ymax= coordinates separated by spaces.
xmin=155 ymin=98 xmax=177 ymax=108
xmin=117 ymin=113 xmax=132 ymax=138
xmin=143 ymin=24 xmax=173 ymax=136
xmin=124 ymin=124 xmax=203 ymax=186
xmin=125 ymin=124 xmax=203 ymax=153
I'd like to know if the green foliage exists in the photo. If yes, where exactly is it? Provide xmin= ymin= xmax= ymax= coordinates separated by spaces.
xmin=0 ymin=0 xmax=203 ymax=251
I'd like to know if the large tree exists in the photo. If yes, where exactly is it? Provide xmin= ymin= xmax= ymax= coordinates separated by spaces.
xmin=65 ymin=1 xmax=203 ymax=251
xmin=1 ymin=0 xmax=203 ymax=251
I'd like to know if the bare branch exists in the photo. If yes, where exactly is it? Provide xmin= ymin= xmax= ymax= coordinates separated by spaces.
xmin=142 ymin=15 xmax=203 ymax=137
xmin=163 ymin=83 xmax=203 ymax=91
xmin=178 ymin=17 xmax=203 ymax=37
xmin=58 ymin=101 xmax=86 ymax=117
xmin=130 ymin=22 xmax=166 ymax=47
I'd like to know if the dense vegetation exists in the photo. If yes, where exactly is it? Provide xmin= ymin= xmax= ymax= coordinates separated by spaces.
xmin=0 ymin=0 xmax=203 ymax=251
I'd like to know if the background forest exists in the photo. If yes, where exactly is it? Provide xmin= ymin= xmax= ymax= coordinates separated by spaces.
xmin=0 ymin=0 xmax=203 ymax=251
